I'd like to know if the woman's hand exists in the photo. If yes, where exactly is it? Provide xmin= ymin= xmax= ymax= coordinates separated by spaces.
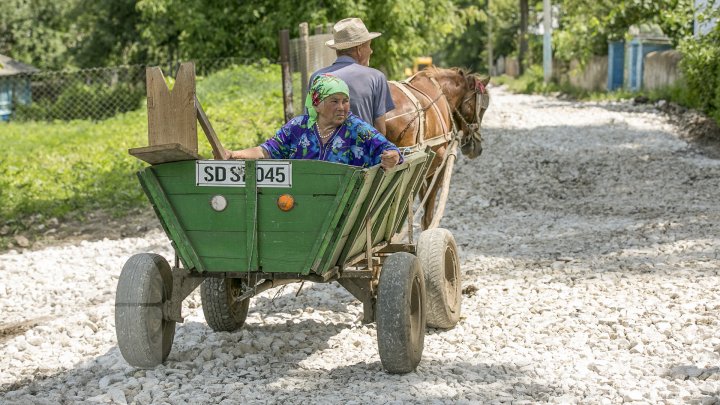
xmin=380 ymin=150 xmax=401 ymax=169
xmin=223 ymin=146 xmax=269 ymax=160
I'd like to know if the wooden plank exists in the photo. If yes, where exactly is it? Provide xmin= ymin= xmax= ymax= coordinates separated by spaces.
xmin=389 ymin=150 xmax=435 ymax=236
xmin=159 ymin=175 xmax=344 ymax=196
xmin=167 ymin=194 xmax=247 ymax=232
xmin=139 ymin=168 xmax=205 ymax=272
xmin=279 ymin=29 xmax=295 ymax=122
xmin=186 ymin=230 xmax=247 ymax=259
xmin=344 ymin=172 xmax=403 ymax=258
xmin=152 ymin=159 xmax=354 ymax=179
xmin=197 ymin=257 xmax=309 ymax=273
xmin=195 ymin=97 xmax=225 ymax=160
xmin=245 ymin=160 xmax=259 ymax=271
xmin=384 ymin=153 xmax=431 ymax=239
xmin=338 ymin=168 xmax=385 ymax=264
xmin=129 ymin=143 xmax=199 ymax=165
xmin=302 ymin=170 xmax=362 ymax=275
xmin=146 ymin=63 xmax=198 ymax=153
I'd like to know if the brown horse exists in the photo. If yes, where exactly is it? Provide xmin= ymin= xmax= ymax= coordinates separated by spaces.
xmin=385 ymin=67 xmax=490 ymax=229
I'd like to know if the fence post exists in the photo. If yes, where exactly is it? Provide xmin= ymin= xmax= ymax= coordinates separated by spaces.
xmin=299 ymin=22 xmax=310 ymax=99
xmin=279 ymin=29 xmax=294 ymax=122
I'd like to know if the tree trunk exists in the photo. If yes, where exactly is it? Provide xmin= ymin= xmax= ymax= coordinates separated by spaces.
xmin=519 ymin=0 xmax=529 ymax=75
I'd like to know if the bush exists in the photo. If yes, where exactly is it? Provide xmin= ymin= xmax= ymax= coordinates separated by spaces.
xmin=678 ymin=19 xmax=720 ymax=123
xmin=14 ymin=82 xmax=145 ymax=122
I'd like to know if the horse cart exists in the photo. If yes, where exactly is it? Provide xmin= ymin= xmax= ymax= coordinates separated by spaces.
xmin=114 ymin=61 xmax=469 ymax=373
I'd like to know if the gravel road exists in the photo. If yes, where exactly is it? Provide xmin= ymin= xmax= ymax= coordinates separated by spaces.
xmin=1 ymin=86 xmax=719 ymax=404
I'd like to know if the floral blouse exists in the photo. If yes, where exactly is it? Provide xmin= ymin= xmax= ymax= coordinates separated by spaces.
xmin=261 ymin=113 xmax=402 ymax=168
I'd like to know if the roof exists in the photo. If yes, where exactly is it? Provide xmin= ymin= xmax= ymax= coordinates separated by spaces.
xmin=0 ymin=54 xmax=39 ymax=77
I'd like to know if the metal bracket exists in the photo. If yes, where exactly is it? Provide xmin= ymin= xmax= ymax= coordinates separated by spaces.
xmin=163 ymin=268 xmax=204 ymax=323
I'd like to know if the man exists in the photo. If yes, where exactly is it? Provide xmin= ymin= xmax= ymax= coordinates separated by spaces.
xmin=309 ymin=18 xmax=395 ymax=135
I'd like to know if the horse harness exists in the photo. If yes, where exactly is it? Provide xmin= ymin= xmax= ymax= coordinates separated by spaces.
xmin=387 ymin=74 xmax=488 ymax=155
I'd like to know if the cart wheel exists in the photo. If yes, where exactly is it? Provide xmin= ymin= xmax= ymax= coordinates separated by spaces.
xmin=115 ymin=253 xmax=176 ymax=368
xmin=201 ymin=278 xmax=250 ymax=332
xmin=376 ymin=252 xmax=426 ymax=374
xmin=417 ymin=228 xmax=461 ymax=329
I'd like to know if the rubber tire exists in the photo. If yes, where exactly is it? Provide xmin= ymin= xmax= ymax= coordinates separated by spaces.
xmin=417 ymin=228 xmax=461 ymax=329
xmin=200 ymin=278 xmax=250 ymax=332
xmin=376 ymin=252 xmax=426 ymax=374
xmin=115 ymin=253 xmax=176 ymax=368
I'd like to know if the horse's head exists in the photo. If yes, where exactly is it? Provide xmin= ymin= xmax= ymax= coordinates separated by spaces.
xmin=453 ymin=70 xmax=490 ymax=159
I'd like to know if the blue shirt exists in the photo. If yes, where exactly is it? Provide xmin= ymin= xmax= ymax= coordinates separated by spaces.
xmin=261 ymin=112 xmax=402 ymax=168
xmin=310 ymin=56 xmax=395 ymax=126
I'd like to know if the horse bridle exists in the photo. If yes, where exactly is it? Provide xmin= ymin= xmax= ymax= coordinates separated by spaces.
xmin=455 ymin=79 xmax=490 ymax=132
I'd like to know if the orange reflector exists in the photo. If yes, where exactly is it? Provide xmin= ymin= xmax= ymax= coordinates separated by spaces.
xmin=277 ymin=194 xmax=295 ymax=211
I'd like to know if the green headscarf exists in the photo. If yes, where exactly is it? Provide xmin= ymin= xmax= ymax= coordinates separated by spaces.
xmin=305 ymin=74 xmax=350 ymax=127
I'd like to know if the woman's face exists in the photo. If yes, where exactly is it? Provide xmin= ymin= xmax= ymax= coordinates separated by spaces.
xmin=316 ymin=92 xmax=350 ymax=126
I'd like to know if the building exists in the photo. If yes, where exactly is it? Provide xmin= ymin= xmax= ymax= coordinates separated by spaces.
xmin=0 ymin=54 xmax=38 ymax=121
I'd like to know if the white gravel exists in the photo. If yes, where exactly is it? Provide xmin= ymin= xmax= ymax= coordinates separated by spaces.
xmin=2 ymin=86 xmax=720 ymax=404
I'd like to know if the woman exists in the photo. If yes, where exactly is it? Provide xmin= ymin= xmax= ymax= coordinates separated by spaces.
xmin=224 ymin=74 xmax=402 ymax=169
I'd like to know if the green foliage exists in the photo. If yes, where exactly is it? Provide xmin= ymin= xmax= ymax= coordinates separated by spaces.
xmin=554 ymin=0 xmax=694 ymax=63
xmin=0 ymin=113 xmax=148 ymax=228
xmin=494 ymin=65 xmax=561 ymax=94
xmin=678 ymin=14 xmax=720 ymax=123
xmin=432 ymin=1 xmax=486 ymax=72
xmin=0 ymin=63 xmax=283 ymax=232
xmin=366 ymin=0 xmax=474 ymax=76
xmin=0 ymin=0 xmax=80 ymax=69
xmin=69 ymin=0 xmax=149 ymax=67
xmin=124 ymin=0 xmax=476 ymax=78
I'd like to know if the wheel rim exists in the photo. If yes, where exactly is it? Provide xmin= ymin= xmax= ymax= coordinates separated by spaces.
xmin=228 ymin=279 xmax=247 ymax=321
xmin=142 ymin=270 xmax=173 ymax=361
xmin=444 ymin=245 xmax=459 ymax=308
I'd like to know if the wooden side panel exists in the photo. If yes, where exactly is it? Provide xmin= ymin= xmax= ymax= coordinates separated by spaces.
xmin=147 ymin=160 xmax=361 ymax=274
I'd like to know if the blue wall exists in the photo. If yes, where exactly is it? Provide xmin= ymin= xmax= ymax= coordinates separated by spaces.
xmin=607 ymin=41 xmax=625 ymax=91
xmin=627 ymin=39 xmax=673 ymax=91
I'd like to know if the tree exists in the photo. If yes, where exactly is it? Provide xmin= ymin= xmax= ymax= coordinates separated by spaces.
xmin=553 ymin=0 xmax=694 ymax=63
xmin=70 ymin=0 xmax=149 ymax=67
xmin=432 ymin=1 xmax=486 ymax=73
xmin=0 ymin=0 xmax=79 ymax=69
xmin=518 ymin=0 xmax=529 ymax=74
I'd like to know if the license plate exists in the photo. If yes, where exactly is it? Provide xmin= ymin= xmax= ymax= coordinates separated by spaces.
xmin=196 ymin=160 xmax=292 ymax=188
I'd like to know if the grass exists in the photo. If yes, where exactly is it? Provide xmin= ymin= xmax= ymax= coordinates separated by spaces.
xmin=0 ymin=62 xmax=285 ymax=239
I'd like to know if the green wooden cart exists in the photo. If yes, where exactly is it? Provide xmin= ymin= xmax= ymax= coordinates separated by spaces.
xmin=115 ymin=150 xmax=462 ymax=374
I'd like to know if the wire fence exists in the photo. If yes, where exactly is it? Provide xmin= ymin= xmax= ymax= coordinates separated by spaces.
xmin=0 ymin=57 xmax=254 ymax=123
xmin=280 ymin=24 xmax=338 ymax=118
xmin=0 ymin=26 xmax=338 ymax=124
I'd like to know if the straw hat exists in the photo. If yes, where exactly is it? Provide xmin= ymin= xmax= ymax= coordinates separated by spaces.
xmin=325 ymin=18 xmax=381 ymax=50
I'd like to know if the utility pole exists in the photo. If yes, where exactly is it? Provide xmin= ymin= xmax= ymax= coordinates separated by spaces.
xmin=543 ymin=0 xmax=552 ymax=82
